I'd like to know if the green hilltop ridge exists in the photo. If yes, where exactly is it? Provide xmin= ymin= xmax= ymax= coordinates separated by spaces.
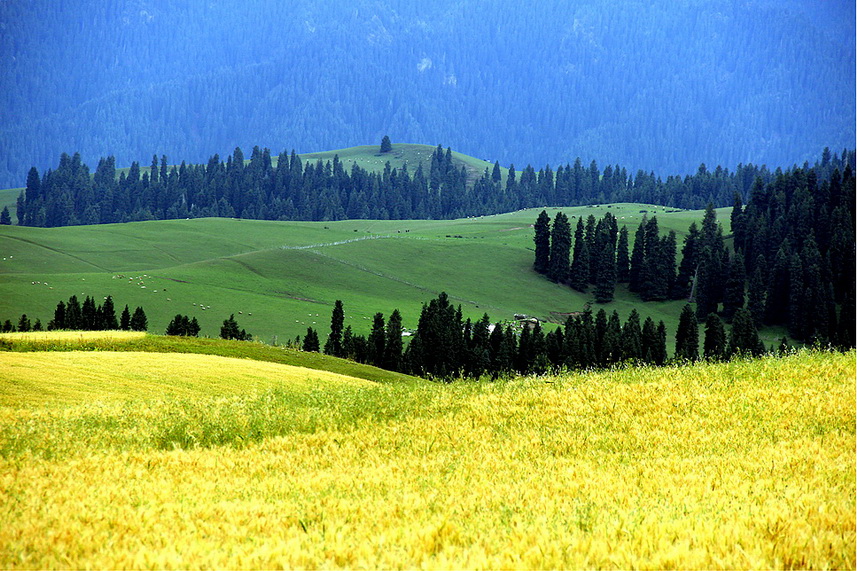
xmin=295 ymin=143 xmax=503 ymax=186
xmin=0 ymin=143 xmax=497 ymax=211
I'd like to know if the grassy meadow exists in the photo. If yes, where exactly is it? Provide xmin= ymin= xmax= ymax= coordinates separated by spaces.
xmin=0 ymin=340 xmax=853 ymax=569
xmin=0 ymin=204 xmax=747 ymax=350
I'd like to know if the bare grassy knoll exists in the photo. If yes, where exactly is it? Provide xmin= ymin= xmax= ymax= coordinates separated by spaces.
xmin=0 ymin=350 xmax=853 ymax=569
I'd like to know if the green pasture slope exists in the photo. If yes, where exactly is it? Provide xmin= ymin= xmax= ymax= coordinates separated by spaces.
xmin=0 ymin=203 xmax=767 ymax=351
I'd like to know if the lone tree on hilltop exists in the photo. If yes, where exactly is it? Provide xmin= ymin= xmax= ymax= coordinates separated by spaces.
xmin=380 ymin=135 xmax=392 ymax=153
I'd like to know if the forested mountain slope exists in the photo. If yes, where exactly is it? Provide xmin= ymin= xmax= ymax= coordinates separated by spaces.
xmin=0 ymin=0 xmax=852 ymax=189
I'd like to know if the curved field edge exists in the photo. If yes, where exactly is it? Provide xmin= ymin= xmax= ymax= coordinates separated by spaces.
xmin=0 ymin=331 xmax=421 ymax=385
xmin=0 ymin=351 xmax=374 ymax=408
xmin=0 ymin=350 xmax=853 ymax=569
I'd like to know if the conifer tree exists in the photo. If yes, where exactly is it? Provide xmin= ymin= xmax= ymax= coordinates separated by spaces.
xmin=764 ymin=245 xmax=791 ymax=325
xmin=0 ymin=206 xmax=10 ymax=225
xmin=383 ymin=309 xmax=404 ymax=372
xmin=602 ymin=311 xmax=623 ymax=365
xmin=380 ymin=135 xmax=392 ymax=153
xmin=721 ymin=252 xmax=746 ymax=321
xmin=675 ymin=304 xmax=699 ymax=361
xmin=17 ymin=314 xmax=31 ymax=332
xmin=81 ymin=296 xmax=97 ymax=330
xmin=629 ymin=216 xmax=647 ymax=293
xmin=533 ymin=210 xmax=551 ymax=274
xmin=324 ymin=299 xmax=345 ymax=357
xmin=654 ymin=321 xmax=668 ymax=366
xmin=548 ymin=212 xmax=571 ymax=283
xmin=515 ymin=325 xmax=531 ymax=375
xmin=703 ymin=313 xmax=727 ymax=361
xmin=730 ymin=192 xmax=746 ymax=252
xmin=569 ymin=217 xmax=589 ymax=292
xmin=302 ymin=327 xmax=320 ymax=352
xmin=130 ymin=306 xmax=148 ymax=331
xmin=620 ymin=309 xmax=643 ymax=362
xmin=368 ymin=312 xmax=386 ymax=367
xmin=746 ymin=262 xmax=766 ymax=327
xmin=640 ymin=216 xmax=661 ymax=300
xmin=101 ymin=295 xmax=118 ymax=330
xmin=641 ymin=317 xmax=658 ymax=364
xmin=120 ymin=304 xmax=131 ymax=330
xmin=728 ymin=308 xmax=764 ymax=357
xmin=616 ymin=225 xmax=630 ymax=283
xmin=673 ymin=222 xmax=700 ymax=299
xmin=836 ymin=291 xmax=856 ymax=349
xmin=466 ymin=313 xmax=491 ymax=378
xmin=65 ymin=296 xmax=82 ymax=329
xmin=593 ymin=239 xmax=617 ymax=303
xmin=50 ymin=301 xmax=66 ymax=330
xmin=545 ymin=327 xmax=565 ymax=371
xmin=787 ymin=253 xmax=804 ymax=339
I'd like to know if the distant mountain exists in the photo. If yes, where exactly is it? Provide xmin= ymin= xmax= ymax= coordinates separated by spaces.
xmin=0 ymin=0 xmax=853 ymax=189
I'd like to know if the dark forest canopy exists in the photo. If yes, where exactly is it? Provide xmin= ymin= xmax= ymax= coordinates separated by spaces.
xmin=532 ymin=162 xmax=856 ymax=347
xmin=14 ymin=146 xmax=856 ymax=227
xmin=0 ymin=0 xmax=853 ymax=190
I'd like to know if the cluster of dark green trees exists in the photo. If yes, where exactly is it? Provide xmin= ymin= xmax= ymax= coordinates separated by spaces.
xmin=728 ymin=162 xmax=856 ymax=346
xmin=303 ymin=300 xmax=404 ymax=371
xmin=307 ymin=293 xmax=788 ymax=381
xmin=3 ymin=299 xmax=259 ymax=342
xmin=535 ymin=209 xmax=682 ymax=305
xmin=220 ymin=314 xmax=252 ymax=341
xmin=534 ymin=162 xmax=857 ymax=350
xmin=43 ymin=295 xmax=148 ymax=332
xmin=165 ymin=314 xmax=201 ymax=337
xmin=18 ymin=147 xmax=854 ymax=228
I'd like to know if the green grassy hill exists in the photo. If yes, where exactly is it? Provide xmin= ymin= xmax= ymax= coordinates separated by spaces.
xmin=296 ymin=143 xmax=502 ymax=186
xmin=0 ymin=203 xmax=769 ymax=351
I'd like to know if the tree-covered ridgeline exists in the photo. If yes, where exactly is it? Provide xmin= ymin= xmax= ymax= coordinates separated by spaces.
xmin=1 ymin=1 xmax=853 ymax=191
xmin=14 ymin=146 xmax=855 ymax=227
xmin=533 ymin=160 xmax=857 ymax=348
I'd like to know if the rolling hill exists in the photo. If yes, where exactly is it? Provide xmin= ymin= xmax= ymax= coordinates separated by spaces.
xmin=0 ymin=203 xmax=777 ymax=352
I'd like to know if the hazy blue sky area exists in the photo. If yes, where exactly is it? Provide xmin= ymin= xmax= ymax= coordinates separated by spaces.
xmin=0 ymin=0 xmax=853 ymax=188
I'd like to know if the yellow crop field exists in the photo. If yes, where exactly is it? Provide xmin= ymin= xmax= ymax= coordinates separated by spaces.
xmin=0 ymin=351 xmax=372 ymax=407
xmin=0 ymin=350 xmax=854 ymax=569
xmin=0 ymin=330 xmax=147 ymax=343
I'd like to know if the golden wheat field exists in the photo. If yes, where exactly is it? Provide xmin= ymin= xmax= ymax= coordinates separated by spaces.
xmin=0 ymin=349 xmax=854 ymax=569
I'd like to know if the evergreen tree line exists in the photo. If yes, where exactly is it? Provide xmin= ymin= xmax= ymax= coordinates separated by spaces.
xmin=307 ymin=293 xmax=782 ymax=381
xmin=301 ymin=300 xmax=405 ymax=372
xmin=725 ymin=162 xmax=856 ymax=346
xmin=4 ymin=298 xmax=258 ymax=342
xmin=534 ymin=163 xmax=857 ymax=349
xmin=534 ymin=209 xmax=681 ymax=305
xmin=45 ymin=295 xmax=148 ymax=332
xmin=15 ymin=147 xmax=853 ymax=228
